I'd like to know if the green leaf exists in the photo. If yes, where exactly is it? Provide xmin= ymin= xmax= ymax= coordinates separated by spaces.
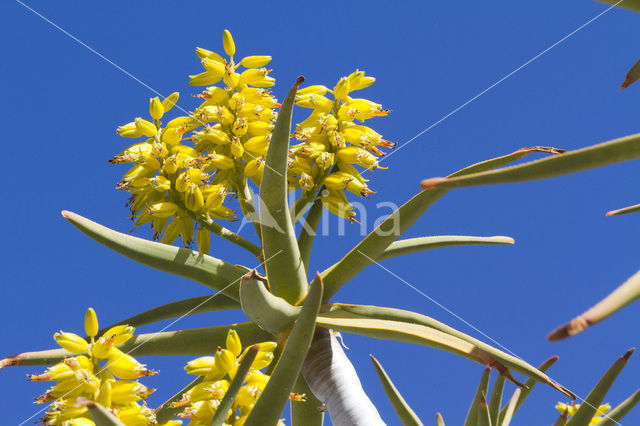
xmin=477 ymin=392 xmax=492 ymax=426
xmin=552 ymin=410 xmax=569 ymax=426
xmin=436 ymin=412 xmax=446 ymax=426
xmin=606 ymin=202 xmax=640 ymax=216
xmin=497 ymin=356 xmax=558 ymax=423
xmin=155 ymin=376 xmax=204 ymax=423
xmin=451 ymin=146 xmax=566 ymax=177
xmin=499 ymin=389 xmax=521 ymax=426
xmin=98 ymin=294 xmax=239 ymax=334
xmin=62 ymin=211 xmax=245 ymax=300
xmin=1 ymin=322 xmax=271 ymax=368
xmin=378 ymin=236 xmax=514 ymax=261
xmin=244 ymin=274 xmax=323 ymax=426
xmin=620 ymin=58 xmax=640 ymax=89
xmin=420 ymin=133 xmax=640 ymax=191
xmin=259 ymin=76 xmax=308 ymax=304
xmin=323 ymin=304 xmax=572 ymax=398
xmin=464 ymin=368 xmax=491 ymax=426
xmin=321 ymin=146 xmax=560 ymax=302
xmin=592 ymin=389 xmax=640 ymax=426
xmin=75 ymin=398 xmax=126 ymax=426
xmin=548 ymin=269 xmax=640 ymax=341
xmin=488 ymin=374 xmax=505 ymax=425
xmin=598 ymin=0 xmax=640 ymax=14
xmin=566 ymin=348 xmax=635 ymax=426
xmin=291 ymin=375 xmax=325 ymax=426
xmin=370 ymin=355 xmax=423 ymax=426
xmin=239 ymin=270 xmax=299 ymax=335
xmin=211 ymin=344 xmax=259 ymax=426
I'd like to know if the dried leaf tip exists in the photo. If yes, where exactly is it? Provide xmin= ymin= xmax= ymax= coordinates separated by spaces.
xmin=420 ymin=177 xmax=447 ymax=190
xmin=242 ymin=269 xmax=267 ymax=283
xmin=622 ymin=347 xmax=635 ymax=361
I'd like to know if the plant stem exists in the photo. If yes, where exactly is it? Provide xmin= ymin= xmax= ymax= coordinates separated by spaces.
xmin=298 ymin=198 xmax=323 ymax=272
xmin=235 ymin=177 xmax=263 ymax=243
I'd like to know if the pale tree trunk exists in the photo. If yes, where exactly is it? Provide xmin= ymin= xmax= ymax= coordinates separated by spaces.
xmin=302 ymin=328 xmax=386 ymax=426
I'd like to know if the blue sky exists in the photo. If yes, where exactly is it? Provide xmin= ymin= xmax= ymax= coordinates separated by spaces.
xmin=1 ymin=1 xmax=639 ymax=424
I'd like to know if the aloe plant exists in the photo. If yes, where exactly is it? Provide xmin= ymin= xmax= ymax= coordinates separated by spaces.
xmin=4 ymin=26 xmax=640 ymax=426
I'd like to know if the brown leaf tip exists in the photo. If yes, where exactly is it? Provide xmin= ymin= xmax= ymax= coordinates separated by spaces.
xmin=420 ymin=177 xmax=447 ymax=190
xmin=623 ymin=347 xmax=636 ymax=360
xmin=241 ymin=269 xmax=267 ymax=283
xmin=547 ymin=316 xmax=591 ymax=342
xmin=519 ymin=146 xmax=567 ymax=155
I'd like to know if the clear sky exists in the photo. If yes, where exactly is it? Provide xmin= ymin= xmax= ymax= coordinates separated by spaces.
xmin=1 ymin=1 xmax=639 ymax=424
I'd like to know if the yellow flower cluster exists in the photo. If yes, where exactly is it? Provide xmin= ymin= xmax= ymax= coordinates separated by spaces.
xmin=290 ymin=71 xmax=394 ymax=221
xmin=555 ymin=401 xmax=611 ymax=425
xmin=29 ymin=308 xmax=168 ymax=426
xmin=111 ymin=29 xmax=278 ymax=252
xmin=172 ymin=329 xmax=285 ymax=425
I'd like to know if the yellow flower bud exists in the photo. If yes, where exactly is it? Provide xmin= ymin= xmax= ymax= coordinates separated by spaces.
xmin=333 ymin=77 xmax=351 ymax=100
xmin=239 ymin=68 xmax=275 ymax=88
xmin=244 ymin=157 xmax=265 ymax=185
xmin=347 ymin=69 xmax=375 ymax=91
xmin=222 ymin=29 xmax=235 ymax=57
xmin=134 ymin=117 xmax=158 ymax=137
xmin=226 ymin=329 xmax=242 ymax=357
xmin=196 ymin=47 xmax=225 ymax=63
xmin=200 ymin=105 xmax=234 ymax=125
xmin=299 ymin=173 xmax=314 ymax=191
xmin=117 ymin=121 xmax=144 ymax=138
xmin=215 ymin=348 xmax=236 ymax=373
xmin=162 ymin=91 xmax=180 ymax=113
xmin=54 ymin=332 xmax=89 ymax=354
xmin=203 ymin=153 xmax=235 ymax=171
xmin=149 ymin=175 xmax=171 ymax=192
xmin=148 ymin=202 xmax=179 ymax=218
xmin=201 ymin=86 xmax=230 ymax=104
xmin=316 ymin=151 xmax=335 ymax=170
xmin=196 ymin=227 xmax=210 ymax=254
xmin=202 ymin=57 xmax=227 ymax=77
xmin=190 ymin=71 xmax=223 ymax=86
xmin=117 ymin=405 xmax=156 ymax=424
xmin=244 ymin=134 xmax=271 ymax=155
xmin=336 ymin=146 xmax=380 ymax=169
xmin=161 ymin=219 xmax=182 ymax=245
xmin=96 ymin=378 xmax=112 ymax=408
xmin=84 ymin=308 xmax=99 ymax=339
xmin=111 ymin=380 xmax=155 ymax=404
xmin=231 ymin=116 xmax=248 ymax=136
xmin=295 ymin=94 xmax=333 ymax=112
xmin=297 ymin=85 xmax=330 ymax=96
xmin=224 ymin=70 xmax=241 ymax=88
xmin=240 ymin=55 xmax=272 ymax=68
xmin=231 ymin=137 xmax=244 ymax=158
xmin=321 ymin=190 xmax=356 ymax=222
xmin=209 ymin=205 xmax=236 ymax=220
xmin=185 ymin=183 xmax=205 ymax=211
xmin=149 ymin=96 xmax=164 ymax=120
xmin=247 ymin=121 xmax=273 ymax=136
xmin=185 ymin=356 xmax=217 ymax=376
xmin=106 ymin=348 xmax=157 ymax=379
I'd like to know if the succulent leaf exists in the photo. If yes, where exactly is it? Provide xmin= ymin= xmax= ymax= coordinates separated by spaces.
xmin=244 ymin=274 xmax=323 ymax=426
xmin=260 ymin=77 xmax=308 ymax=304
xmin=370 ymin=355 xmax=423 ymax=426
